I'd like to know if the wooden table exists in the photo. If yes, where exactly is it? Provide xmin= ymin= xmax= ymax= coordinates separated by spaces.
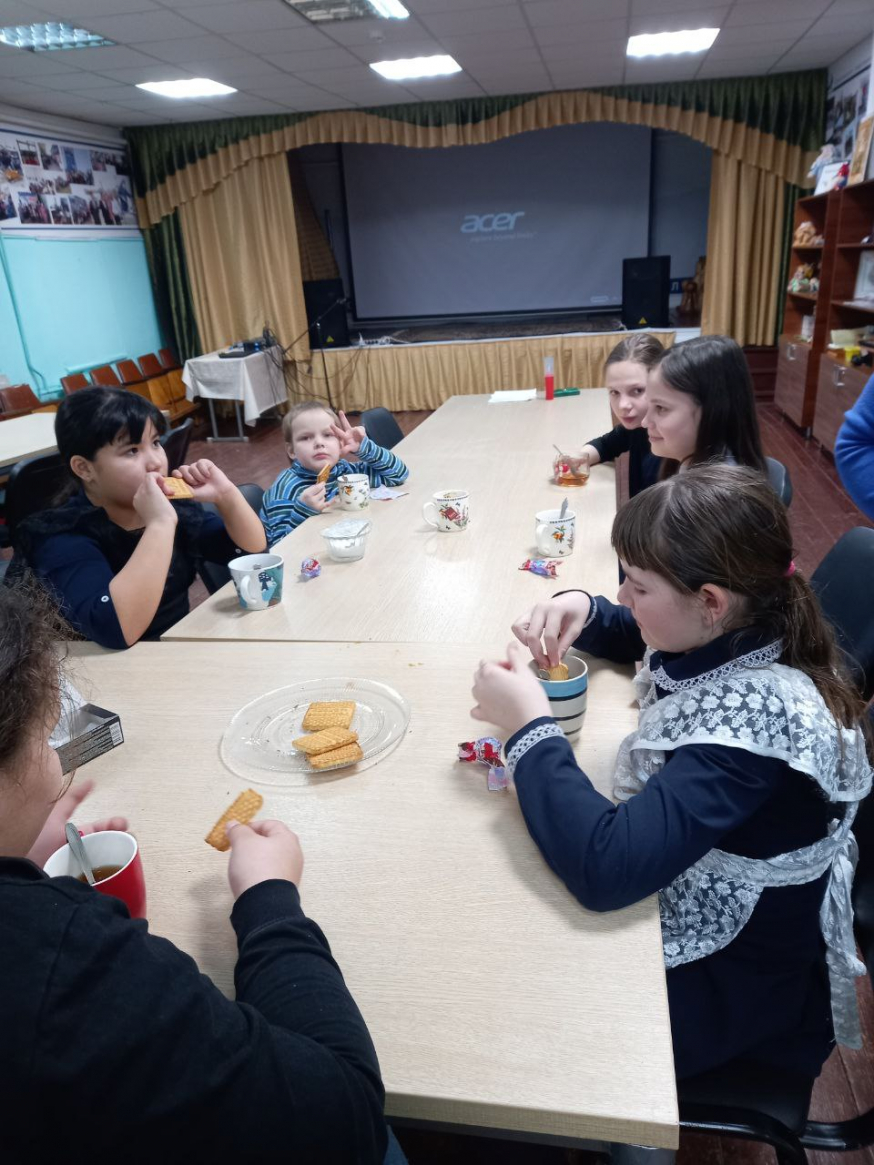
xmin=0 ymin=412 xmax=57 ymax=472
xmin=164 ymin=392 xmax=621 ymax=644
xmin=67 ymin=639 xmax=677 ymax=1149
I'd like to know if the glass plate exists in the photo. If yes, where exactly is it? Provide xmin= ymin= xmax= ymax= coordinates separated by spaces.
xmin=221 ymin=677 xmax=410 ymax=787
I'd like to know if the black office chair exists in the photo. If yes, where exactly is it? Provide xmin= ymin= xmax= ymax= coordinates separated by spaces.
xmin=197 ymin=483 xmax=264 ymax=595
xmin=361 ymin=407 xmax=403 ymax=450
xmin=810 ymin=527 xmax=874 ymax=702
xmin=4 ymin=452 xmax=68 ymax=547
xmin=159 ymin=417 xmax=193 ymax=474
xmin=766 ymin=456 xmax=793 ymax=507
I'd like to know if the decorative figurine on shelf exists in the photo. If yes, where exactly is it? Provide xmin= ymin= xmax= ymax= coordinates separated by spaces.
xmin=809 ymin=144 xmax=836 ymax=183
xmin=787 ymin=262 xmax=820 ymax=294
xmin=793 ymin=221 xmax=822 ymax=247
xmin=835 ymin=161 xmax=851 ymax=190
xmin=679 ymin=255 xmax=706 ymax=317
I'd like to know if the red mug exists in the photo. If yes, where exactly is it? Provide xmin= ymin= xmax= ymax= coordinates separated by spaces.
xmin=44 ymin=830 xmax=147 ymax=919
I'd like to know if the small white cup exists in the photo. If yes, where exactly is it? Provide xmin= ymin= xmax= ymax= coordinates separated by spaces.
xmin=229 ymin=553 xmax=283 ymax=610
xmin=337 ymin=473 xmax=370 ymax=511
xmin=535 ymin=508 xmax=576 ymax=557
xmin=423 ymin=490 xmax=470 ymax=532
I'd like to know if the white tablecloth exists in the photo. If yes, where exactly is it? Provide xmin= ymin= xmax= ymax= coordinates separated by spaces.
xmin=182 ymin=350 xmax=285 ymax=425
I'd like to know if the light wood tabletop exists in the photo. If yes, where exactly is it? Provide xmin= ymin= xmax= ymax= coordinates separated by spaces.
xmin=164 ymin=392 xmax=621 ymax=644
xmin=0 ymin=412 xmax=57 ymax=472
xmin=67 ymin=638 xmax=677 ymax=1149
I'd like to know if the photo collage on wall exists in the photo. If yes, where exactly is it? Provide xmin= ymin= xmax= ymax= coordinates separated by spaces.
xmin=0 ymin=129 xmax=136 ymax=230
xmin=825 ymin=71 xmax=871 ymax=163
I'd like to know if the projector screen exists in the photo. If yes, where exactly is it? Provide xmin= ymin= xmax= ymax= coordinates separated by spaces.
xmin=343 ymin=123 xmax=652 ymax=320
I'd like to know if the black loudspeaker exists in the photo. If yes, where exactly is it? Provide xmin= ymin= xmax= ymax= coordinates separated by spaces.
xmin=621 ymin=256 xmax=670 ymax=329
xmin=303 ymin=278 xmax=349 ymax=349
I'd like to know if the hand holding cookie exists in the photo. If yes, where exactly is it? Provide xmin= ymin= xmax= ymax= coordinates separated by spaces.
xmin=226 ymin=819 xmax=304 ymax=899
xmin=300 ymin=481 xmax=334 ymax=513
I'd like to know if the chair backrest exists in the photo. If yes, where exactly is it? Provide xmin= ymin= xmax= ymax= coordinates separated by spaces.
xmin=117 ymin=359 xmax=145 ymax=386
xmin=158 ymin=347 xmax=180 ymax=371
xmin=159 ymin=418 xmax=194 ymax=474
xmin=765 ymin=456 xmax=793 ymax=507
xmin=361 ymin=407 xmax=403 ymax=450
xmin=0 ymin=383 xmax=40 ymax=413
xmin=60 ymin=372 xmax=89 ymax=396
xmin=811 ymin=527 xmax=874 ymax=701
xmin=197 ymin=483 xmax=264 ymax=594
xmin=137 ymin=353 xmax=164 ymax=378
xmin=5 ymin=452 xmax=68 ymax=544
xmin=90 ymin=365 xmax=121 ymax=388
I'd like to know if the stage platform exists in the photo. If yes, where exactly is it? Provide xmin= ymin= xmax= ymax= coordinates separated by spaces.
xmin=289 ymin=326 xmax=700 ymax=413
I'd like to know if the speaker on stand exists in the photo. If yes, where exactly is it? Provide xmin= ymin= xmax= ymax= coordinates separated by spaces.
xmin=621 ymin=256 xmax=671 ymax=329
xmin=303 ymin=278 xmax=350 ymax=349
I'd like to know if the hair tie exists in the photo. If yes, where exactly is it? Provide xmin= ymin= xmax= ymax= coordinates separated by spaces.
xmin=785 ymin=560 xmax=796 ymax=578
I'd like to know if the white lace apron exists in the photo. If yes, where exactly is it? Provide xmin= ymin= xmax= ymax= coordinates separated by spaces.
xmin=508 ymin=641 xmax=872 ymax=1048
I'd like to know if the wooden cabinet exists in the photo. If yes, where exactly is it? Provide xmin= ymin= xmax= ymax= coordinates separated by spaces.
xmin=774 ymin=335 xmax=810 ymax=426
xmin=812 ymin=353 xmax=870 ymax=454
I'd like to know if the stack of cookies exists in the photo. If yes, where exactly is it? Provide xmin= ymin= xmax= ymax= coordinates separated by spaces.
xmin=293 ymin=701 xmax=362 ymax=770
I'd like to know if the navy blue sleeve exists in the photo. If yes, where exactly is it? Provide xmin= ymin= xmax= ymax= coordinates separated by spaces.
xmin=30 ymin=532 xmax=128 ymax=650
xmin=587 ymin=424 xmax=632 ymax=464
xmin=835 ymin=371 xmax=874 ymax=521
xmin=187 ymin=503 xmax=243 ymax=564
xmin=571 ymin=594 xmax=646 ymax=663
xmin=510 ymin=719 xmax=786 ymax=911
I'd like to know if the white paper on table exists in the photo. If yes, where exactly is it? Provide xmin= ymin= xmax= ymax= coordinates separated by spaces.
xmin=489 ymin=389 xmax=537 ymax=403
xmin=369 ymin=486 xmax=410 ymax=500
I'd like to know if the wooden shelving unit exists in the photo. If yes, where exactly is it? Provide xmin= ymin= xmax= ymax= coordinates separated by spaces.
xmin=813 ymin=178 xmax=874 ymax=453
xmin=774 ymin=190 xmax=839 ymax=430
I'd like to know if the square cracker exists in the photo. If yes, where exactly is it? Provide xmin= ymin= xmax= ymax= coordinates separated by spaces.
xmin=163 ymin=476 xmax=194 ymax=500
xmin=302 ymin=701 xmax=356 ymax=731
xmin=292 ymin=727 xmax=358 ymax=756
xmin=316 ymin=462 xmax=333 ymax=484
xmin=309 ymin=741 xmax=363 ymax=770
xmin=547 ymin=663 xmax=569 ymax=681
xmin=205 ymin=789 xmax=263 ymax=852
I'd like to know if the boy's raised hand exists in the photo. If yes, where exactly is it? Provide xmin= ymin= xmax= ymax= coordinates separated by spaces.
xmin=300 ymin=481 xmax=334 ymax=512
xmin=471 ymin=641 xmax=551 ymax=738
xmin=330 ymin=410 xmax=367 ymax=457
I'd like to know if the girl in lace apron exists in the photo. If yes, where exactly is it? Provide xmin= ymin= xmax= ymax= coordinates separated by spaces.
xmin=471 ymin=463 xmax=871 ymax=1165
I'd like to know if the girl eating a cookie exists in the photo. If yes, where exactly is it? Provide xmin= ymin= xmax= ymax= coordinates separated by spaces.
xmin=6 ymin=388 xmax=265 ymax=649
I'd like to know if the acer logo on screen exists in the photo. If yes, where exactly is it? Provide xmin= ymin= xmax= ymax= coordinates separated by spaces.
xmin=460 ymin=212 xmax=526 ymax=233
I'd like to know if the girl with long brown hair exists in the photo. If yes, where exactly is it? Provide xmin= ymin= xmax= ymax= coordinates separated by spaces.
xmin=471 ymin=464 xmax=870 ymax=1161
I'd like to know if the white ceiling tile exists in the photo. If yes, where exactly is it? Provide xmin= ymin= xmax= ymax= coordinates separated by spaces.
xmin=84 ymin=11 xmax=206 ymax=42
xmin=551 ymin=66 xmax=624 ymax=87
xmin=725 ymin=0 xmax=830 ymax=26
xmin=705 ymin=40 xmax=795 ymax=62
xmin=436 ymin=27 xmax=536 ymax=53
xmin=36 ymin=0 xmax=161 ymax=15
xmin=229 ymin=26 xmax=331 ymax=52
xmin=625 ymin=55 xmax=700 ymax=80
xmin=408 ymin=0 xmax=518 ymax=9
xmin=541 ymin=39 xmax=626 ymax=64
xmin=349 ymin=37 xmax=446 ymax=62
xmin=711 ymin=20 xmax=820 ymax=46
xmin=631 ymin=0 xmax=725 ymax=10
xmin=103 ymin=108 xmax=169 ymax=123
xmin=826 ymin=0 xmax=874 ymax=14
xmin=93 ymin=63 xmax=196 ymax=82
xmin=696 ymin=58 xmax=776 ymax=77
xmin=179 ymin=2 xmax=309 ymax=34
xmin=35 ymin=69 xmax=139 ymax=88
xmin=134 ymin=34 xmax=241 ymax=62
xmin=56 ymin=44 xmax=166 ymax=68
xmin=0 ymin=0 xmax=55 ymax=20
xmin=418 ymin=5 xmax=528 ymax=36
xmin=484 ymin=76 xmax=557 ymax=95
xmin=180 ymin=55 xmax=288 ymax=82
xmin=467 ymin=62 xmax=552 ymax=86
xmin=66 ymin=83 xmax=134 ymax=99
xmin=401 ymin=76 xmax=486 ymax=98
xmin=805 ymin=13 xmax=874 ymax=38
xmin=629 ymin=8 xmax=729 ymax=34
xmin=523 ymin=0 xmax=625 ymax=28
xmin=302 ymin=73 xmax=416 ymax=101
xmin=0 ymin=50 xmax=85 ymax=76
xmin=316 ymin=14 xmax=434 ymax=45
xmin=244 ymin=78 xmax=334 ymax=98
xmin=191 ymin=92 xmax=288 ymax=113
xmin=266 ymin=46 xmax=366 ymax=70
xmin=533 ymin=18 xmax=628 ymax=47
xmin=792 ymin=31 xmax=870 ymax=55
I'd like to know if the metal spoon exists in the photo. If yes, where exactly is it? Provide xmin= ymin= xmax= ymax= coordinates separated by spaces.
xmin=65 ymin=822 xmax=95 ymax=886
xmin=559 ymin=498 xmax=569 ymax=520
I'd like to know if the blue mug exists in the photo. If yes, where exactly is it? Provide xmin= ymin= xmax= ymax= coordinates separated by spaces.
xmin=529 ymin=654 xmax=588 ymax=735
xmin=229 ymin=553 xmax=283 ymax=611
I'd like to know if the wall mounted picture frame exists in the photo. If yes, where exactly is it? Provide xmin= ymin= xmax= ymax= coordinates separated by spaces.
xmin=849 ymin=115 xmax=874 ymax=186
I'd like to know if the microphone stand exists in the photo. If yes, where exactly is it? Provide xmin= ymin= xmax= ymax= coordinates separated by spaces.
xmin=282 ymin=295 xmax=348 ymax=411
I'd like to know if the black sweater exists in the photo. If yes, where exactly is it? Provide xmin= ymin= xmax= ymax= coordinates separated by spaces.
xmin=586 ymin=424 xmax=661 ymax=497
xmin=0 ymin=860 xmax=387 ymax=1164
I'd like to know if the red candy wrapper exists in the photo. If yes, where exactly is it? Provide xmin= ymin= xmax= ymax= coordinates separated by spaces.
xmin=520 ymin=557 xmax=559 ymax=579
xmin=300 ymin=557 xmax=321 ymax=579
xmin=458 ymin=737 xmax=509 ymax=791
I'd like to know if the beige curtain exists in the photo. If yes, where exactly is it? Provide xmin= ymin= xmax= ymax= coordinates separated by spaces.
xmin=291 ymin=331 xmax=676 ymax=412
xmin=701 ymin=152 xmax=785 ymax=347
xmin=178 ymin=152 xmax=310 ymax=358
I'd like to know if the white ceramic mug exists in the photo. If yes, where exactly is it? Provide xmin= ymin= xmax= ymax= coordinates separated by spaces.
xmin=423 ymin=490 xmax=470 ymax=532
xmin=337 ymin=473 xmax=370 ymax=511
xmin=535 ymin=508 xmax=576 ymax=556
xmin=228 ymin=553 xmax=284 ymax=610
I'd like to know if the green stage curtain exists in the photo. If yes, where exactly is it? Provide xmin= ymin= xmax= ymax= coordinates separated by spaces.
xmin=141 ymin=209 xmax=201 ymax=364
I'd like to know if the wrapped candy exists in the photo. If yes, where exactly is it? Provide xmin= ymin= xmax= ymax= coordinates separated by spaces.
xmin=458 ymin=736 xmax=509 ymax=791
xmin=300 ymin=556 xmax=321 ymax=579
xmin=520 ymin=557 xmax=559 ymax=579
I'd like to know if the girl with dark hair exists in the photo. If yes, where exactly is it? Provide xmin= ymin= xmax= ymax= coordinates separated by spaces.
xmin=472 ymin=465 xmax=870 ymax=1161
xmin=0 ymin=584 xmax=395 ymax=1162
xmin=7 ymin=388 xmax=266 ymax=649
xmin=569 ymin=334 xmax=665 ymax=498
xmin=645 ymin=334 xmax=767 ymax=477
